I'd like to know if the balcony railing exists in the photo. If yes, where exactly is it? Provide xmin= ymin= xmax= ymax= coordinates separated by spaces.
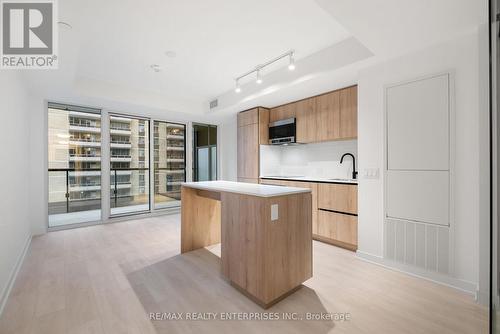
xmin=70 ymin=138 xmax=100 ymax=142
xmin=48 ymin=166 xmax=185 ymax=216
xmin=69 ymin=153 xmax=101 ymax=157
xmin=69 ymin=121 xmax=100 ymax=128
xmin=49 ymin=168 xmax=149 ymax=215
xmin=110 ymin=125 xmax=131 ymax=131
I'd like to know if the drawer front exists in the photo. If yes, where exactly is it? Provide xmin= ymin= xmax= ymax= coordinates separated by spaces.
xmin=318 ymin=183 xmax=357 ymax=214
xmin=259 ymin=179 xmax=285 ymax=186
xmin=317 ymin=210 xmax=357 ymax=247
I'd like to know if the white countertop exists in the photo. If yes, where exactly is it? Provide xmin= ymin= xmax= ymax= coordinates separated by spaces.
xmin=182 ymin=181 xmax=311 ymax=198
xmin=260 ymin=175 xmax=358 ymax=184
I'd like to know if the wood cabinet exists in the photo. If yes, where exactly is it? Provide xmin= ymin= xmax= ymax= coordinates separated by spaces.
xmin=260 ymin=178 xmax=358 ymax=251
xmin=339 ymin=86 xmax=358 ymax=139
xmin=237 ymin=107 xmax=269 ymax=183
xmin=317 ymin=182 xmax=358 ymax=250
xmin=258 ymin=108 xmax=270 ymax=144
xmin=268 ymin=85 xmax=357 ymax=143
xmin=237 ymin=177 xmax=259 ymax=184
xmin=259 ymin=179 xmax=318 ymax=234
xmin=269 ymin=103 xmax=296 ymax=123
xmin=317 ymin=183 xmax=358 ymax=215
xmin=315 ymin=90 xmax=340 ymax=142
xmin=295 ymin=98 xmax=317 ymax=143
xmin=317 ymin=210 xmax=357 ymax=250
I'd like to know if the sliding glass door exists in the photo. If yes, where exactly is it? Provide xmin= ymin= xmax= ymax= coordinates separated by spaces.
xmin=153 ymin=121 xmax=186 ymax=209
xmin=48 ymin=104 xmax=190 ymax=227
xmin=193 ymin=124 xmax=217 ymax=181
xmin=48 ymin=103 xmax=102 ymax=227
xmin=109 ymin=114 xmax=150 ymax=216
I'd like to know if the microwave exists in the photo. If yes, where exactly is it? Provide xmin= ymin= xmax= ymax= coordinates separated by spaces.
xmin=268 ymin=118 xmax=296 ymax=145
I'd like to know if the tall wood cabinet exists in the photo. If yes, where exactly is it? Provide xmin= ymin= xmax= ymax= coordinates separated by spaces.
xmin=237 ymin=107 xmax=269 ymax=183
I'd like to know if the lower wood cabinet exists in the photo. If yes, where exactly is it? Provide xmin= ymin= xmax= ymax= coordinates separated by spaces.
xmin=318 ymin=183 xmax=357 ymax=215
xmin=238 ymin=177 xmax=259 ymax=184
xmin=260 ymin=178 xmax=358 ymax=251
xmin=316 ymin=209 xmax=357 ymax=251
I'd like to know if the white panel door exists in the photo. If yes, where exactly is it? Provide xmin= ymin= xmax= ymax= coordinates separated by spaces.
xmin=387 ymin=74 xmax=449 ymax=170
xmin=386 ymin=170 xmax=449 ymax=226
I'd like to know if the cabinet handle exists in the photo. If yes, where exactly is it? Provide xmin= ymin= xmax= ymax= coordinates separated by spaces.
xmin=318 ymin=208 xmax=357 ymax=217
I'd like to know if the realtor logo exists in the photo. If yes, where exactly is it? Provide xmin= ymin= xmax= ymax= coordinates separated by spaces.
xmin=1 ymin=0 xmax=58 ymax=69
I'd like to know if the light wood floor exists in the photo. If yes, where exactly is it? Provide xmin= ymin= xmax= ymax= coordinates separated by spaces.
xmin=0 ymin=214 xmax=488 ymax=334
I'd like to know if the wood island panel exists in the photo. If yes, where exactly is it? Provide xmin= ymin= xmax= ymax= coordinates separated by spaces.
xmin=180 ymin=187 xmax=221 ymax=253
xmin=221 ymin=191 xmax=312 ymax=307
xmin=181 ymin=184 xmax=312 ymax=308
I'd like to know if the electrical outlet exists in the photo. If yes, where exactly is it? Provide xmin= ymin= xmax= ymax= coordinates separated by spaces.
xmin=363 ymin=168 xmax=380 ymax=179
xmin=271 ymin=204 xmax=279 ymax=221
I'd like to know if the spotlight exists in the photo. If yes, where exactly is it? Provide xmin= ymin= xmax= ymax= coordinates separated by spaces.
xmin=256 ymin=69 xmax=263 ymax=84
xmin=288 ymin=53 xmax=295 ymax=70
xmin=235 ymin=80 xmax=241 ymax=93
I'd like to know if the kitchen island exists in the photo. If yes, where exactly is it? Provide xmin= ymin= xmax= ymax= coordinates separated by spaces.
xmin=181 ymin=181 xmax=312 ymax=308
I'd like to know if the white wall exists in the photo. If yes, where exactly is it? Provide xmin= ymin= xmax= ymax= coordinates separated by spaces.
xmin=0 ymin=72 xmax=32 ymax=312
xmin=219 ymin=116 xmax=238 ymax=181
xmin=260 ymin=140 xmax=357 ymax=178
xmin=357 ymin=29 xmax=487 ymax=291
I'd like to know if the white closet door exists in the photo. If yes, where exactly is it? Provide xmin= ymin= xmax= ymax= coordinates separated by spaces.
xmin=387 ymin=74 xmax=449 ymax=171
xmin=386 ymin=170 xmax=449 ymax=225
xmin=385 ymin=73 xmax=451 ymax=227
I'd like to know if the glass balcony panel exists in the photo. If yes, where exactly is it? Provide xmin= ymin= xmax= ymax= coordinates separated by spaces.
xmin=109 ymin=115 xmax=150 ymax=216
xmin=48 ymin=105 xmax=102 ymax=227
xmin=153 ymin=121 xmax=186 ymax=209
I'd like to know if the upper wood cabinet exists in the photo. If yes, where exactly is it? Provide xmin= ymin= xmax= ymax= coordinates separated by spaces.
xmin=339 ymin=86 xmax=358 ymax=139
xmin=269 ymin=103 xmax=296 ymax=123
xmin=258 ymin=108 xmax=269 ymax=145
xmin=295 ymin=98 xmax=316 ymax=143
xmin=237 ymin=107 xmax=269 ymax=182
xmin=237 ymin=108 xmax=258 ymax=127
xmin=268 ymin=85 xmax=357 ymax=143
xmin=315 ymin=90 xmax=340 ymax=142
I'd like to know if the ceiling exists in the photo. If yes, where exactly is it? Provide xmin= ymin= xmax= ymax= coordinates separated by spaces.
xmin=21 ymin=0 xmax=487 ymax=120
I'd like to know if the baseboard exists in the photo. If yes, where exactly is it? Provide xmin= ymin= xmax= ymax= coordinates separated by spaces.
xmin=0 ymin=234 xmax=32 ymax=317
xmin=475 ymin=289 xmax=489 ymax=306
xmin=48 ymin=207 xmax=181 ymax=232
xmin=356 ymin=250 xmax=477 ymax=296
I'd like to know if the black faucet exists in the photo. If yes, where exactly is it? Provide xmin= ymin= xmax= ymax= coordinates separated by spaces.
xmin=340 ymin=153 xmax=357 ymax=180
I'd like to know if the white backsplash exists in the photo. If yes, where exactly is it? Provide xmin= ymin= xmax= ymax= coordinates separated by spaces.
xmin=260 ymin=140 xmax=357 ymax=179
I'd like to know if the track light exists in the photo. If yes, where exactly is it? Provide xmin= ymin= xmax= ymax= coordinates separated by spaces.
xmin=233 ymin=50 xmax=294 ymax=92
xmin=256 ymin=69 xmax=263 ymax=84
xmin=288 ymin=53 xmax=295 ymax=71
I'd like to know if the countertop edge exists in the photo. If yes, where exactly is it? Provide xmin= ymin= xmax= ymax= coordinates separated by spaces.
xmin=181 ymin=182 xmax=312 ymax=198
